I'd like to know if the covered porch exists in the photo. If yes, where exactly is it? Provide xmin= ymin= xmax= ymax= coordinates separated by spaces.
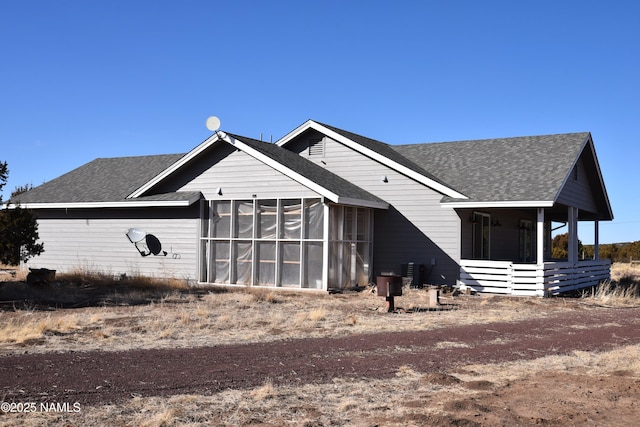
xmin=457 ymin=206 xmax=611 ymax=297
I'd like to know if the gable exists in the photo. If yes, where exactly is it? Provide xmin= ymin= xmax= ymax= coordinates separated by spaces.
xmin=176 ymin=144 xmax=322 ymax=200
xmin=282 ymin=129 xmax=449 ymax=205
xmin=129 ymin=131 xmax=387 ymax=209
xmin=277 ymin=120 xmax=467 ymax=199
xmin=556 ymin=156 xmax=597 ymax=213
xmin=555 ymin=137 xmax=613 ymax=220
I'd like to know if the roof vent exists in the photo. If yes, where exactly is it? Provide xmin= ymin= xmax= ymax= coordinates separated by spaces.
xmin=309 ymin=138 xmax=324 ymax=156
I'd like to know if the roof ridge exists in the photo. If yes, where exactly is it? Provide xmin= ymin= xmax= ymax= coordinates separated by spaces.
xmin=396 ymin=131 xmax=591 ymax=147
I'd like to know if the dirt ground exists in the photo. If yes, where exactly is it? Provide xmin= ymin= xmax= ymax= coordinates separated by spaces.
xmin=1 ymin=266 xmax=640 ymax=426
xmin=2 ymin=302 xmax=640 ymax=425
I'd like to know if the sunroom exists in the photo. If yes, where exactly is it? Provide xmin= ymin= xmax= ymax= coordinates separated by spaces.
xmin=198 ymin=197 xmax=375 ymax=291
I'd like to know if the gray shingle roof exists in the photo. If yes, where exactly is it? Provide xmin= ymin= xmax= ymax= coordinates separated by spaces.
xmin=12 ymin=153 xmax=185 ymax=204
xmin=229 ymin=133 xmax=387 ymax=207
xmin=392 ymin=132 xmax=591 ymax=203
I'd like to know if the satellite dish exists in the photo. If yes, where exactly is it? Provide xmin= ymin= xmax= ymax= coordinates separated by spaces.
xmin=145 ymin=234 xmax=166 ymax=256
xmin=126 ymin=228 xmax=146 ymax=243
xmin=206 ymin=116 xmax=221 ymax=131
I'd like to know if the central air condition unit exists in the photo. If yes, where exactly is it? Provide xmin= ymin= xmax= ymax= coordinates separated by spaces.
xmin=401 ymin=262 xmax=428 ymax=288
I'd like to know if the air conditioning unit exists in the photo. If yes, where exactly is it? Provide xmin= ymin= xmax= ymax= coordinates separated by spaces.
xmin=401 ymin=262 xmax=426 ymax=288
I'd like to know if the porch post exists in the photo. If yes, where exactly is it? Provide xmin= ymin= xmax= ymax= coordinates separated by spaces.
xmin=594 ymin=221 xmax=600 ymax=260
xmin=322 ymin=203 xmax=330 ymax=291
xmin=536 ymin=208 xmax=545 ymax=266
xmin=568 ymin=206 xmax=578 ymax=264
xmin=536 ymin=208 xmax=546 ymax=297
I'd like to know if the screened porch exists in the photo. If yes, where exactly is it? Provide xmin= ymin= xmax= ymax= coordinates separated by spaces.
xmin=198 ymin=198 xmax=373 ymax=290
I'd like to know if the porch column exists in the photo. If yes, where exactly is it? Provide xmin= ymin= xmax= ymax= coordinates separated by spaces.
xmin=567 ymin=206 xmax=578 ymax=264
xmin=322 ymin=203 xmax=330 ymax=291
xmin=536 ymin=208 xmax=545 ymax=297
xmin=536 ymin=208 xmax=545 ymax=266
xmin=594 ymin=221 xmax=600 ymax=260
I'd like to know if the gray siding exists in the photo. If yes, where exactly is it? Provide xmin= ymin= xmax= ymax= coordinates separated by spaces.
xmin=289 ymin=134 xmax=461 ymax=285
xmin=28 ymin=208 xmax=199 ymax=281
xmin=556 ymin=157 xmax=598 ymax=214
xmin=176 ymin=145 xmax=320 ymax=200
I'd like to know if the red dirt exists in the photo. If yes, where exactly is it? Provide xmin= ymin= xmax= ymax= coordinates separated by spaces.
xmin=2 ymin=306 xmax=640 ymax=413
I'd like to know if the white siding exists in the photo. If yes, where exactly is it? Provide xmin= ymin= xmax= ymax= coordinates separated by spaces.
xmin=28 ymin=214 xmax=199 ymax=281
xmin=178 ymin=148 xmax=319 ymax=200
xmin=290 ymin=135 xmax=461 ymax=285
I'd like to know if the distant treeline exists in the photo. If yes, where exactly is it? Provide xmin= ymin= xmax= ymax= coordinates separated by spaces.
xmin=582 ymin=241 xmax=640 ymax=262
xmin=553 ymin=233 xmax=640 ymax=262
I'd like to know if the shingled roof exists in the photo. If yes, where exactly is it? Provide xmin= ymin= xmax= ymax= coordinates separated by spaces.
xmin=11 ymin=153 xmax=188 ymax=205
xmin=392 ymin=132 xmax=591 ymax=204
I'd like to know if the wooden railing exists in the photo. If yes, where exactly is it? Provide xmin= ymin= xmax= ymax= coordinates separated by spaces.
xmin=459 ymin=259 xmax=611 ymax=297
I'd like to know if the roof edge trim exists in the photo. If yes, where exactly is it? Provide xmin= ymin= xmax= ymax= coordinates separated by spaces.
xmin=336 ymin=197 xmax=389 ymax=209
xmin=440 ymin=200 xmax=556 ymax=209
xmin=5 ymin=198 xmax=200 ymax=210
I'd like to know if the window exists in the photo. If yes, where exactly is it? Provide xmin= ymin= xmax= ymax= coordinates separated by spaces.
xmin=519 ymin=220 xmax=534 ymax=262
xmin=472 ymin=212 xmax=490 ymax=260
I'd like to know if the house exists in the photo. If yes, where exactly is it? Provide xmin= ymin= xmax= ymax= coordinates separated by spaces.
xmin=8 ymin=120 xmax=613 ymax=296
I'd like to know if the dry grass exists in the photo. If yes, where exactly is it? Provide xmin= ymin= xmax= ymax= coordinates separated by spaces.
xmin=0 ymin=312 xmax=81 ymax=344
xmin=0 ymin=287 xmax=568 ymax=355
xmin=1 ymin=264 xmax=640 ymax=425
xmin=581 ymin=262 xmax=640 ymax=305
xmin=1 ymin=264 xmax=639 ymax=355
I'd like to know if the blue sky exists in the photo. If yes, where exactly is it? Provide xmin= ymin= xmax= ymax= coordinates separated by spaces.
xmin=1 ymin=0 xmax=639 ymax=244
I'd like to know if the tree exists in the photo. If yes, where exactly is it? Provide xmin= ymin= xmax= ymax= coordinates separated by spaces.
xmin=551 ymin=232 xmax=583 ymax=260
xmin=0 ymin=161 xmax=44 ymax=265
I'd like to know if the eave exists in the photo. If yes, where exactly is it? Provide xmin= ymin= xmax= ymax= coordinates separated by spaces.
xmin=4 ymin=201 xmax=197 ymax=210
xmin=441 ymin=200 xmax=556 ymax=209
xmin=4 ymin=195 xmax=202 ymax=210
